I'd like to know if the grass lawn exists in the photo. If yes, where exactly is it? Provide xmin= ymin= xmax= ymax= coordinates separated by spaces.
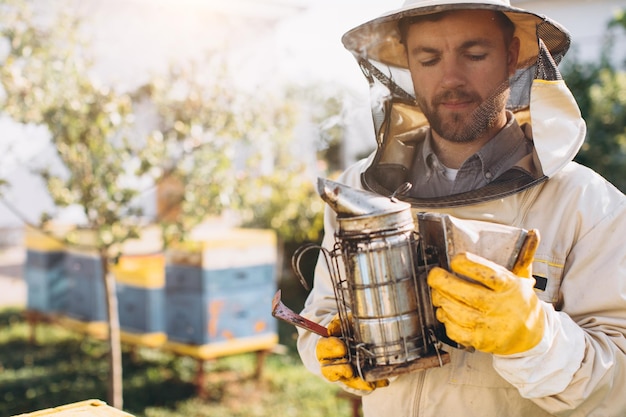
xmin=0 ymin=307 xmax=355 ymax=417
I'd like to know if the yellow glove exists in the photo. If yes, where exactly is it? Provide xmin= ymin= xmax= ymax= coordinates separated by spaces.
xmin=315 ymin=314 xmax=389 ymax=391
xmin=427 ymin=230 xmax=545 ymax=355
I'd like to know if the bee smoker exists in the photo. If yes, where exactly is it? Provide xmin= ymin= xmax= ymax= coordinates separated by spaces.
xmin=311 ymin=178 xmax=452 ymax=381
xmin=286 ymin=178 xmax=531 ymax=383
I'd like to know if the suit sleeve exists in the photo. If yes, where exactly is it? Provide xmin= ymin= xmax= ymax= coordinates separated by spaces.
xmin=493 ymin=196 xmax=626 ymax=416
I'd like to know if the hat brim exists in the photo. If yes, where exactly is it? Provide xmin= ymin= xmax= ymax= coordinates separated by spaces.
xmin=341 ymin=3 xmax=570 ymax=69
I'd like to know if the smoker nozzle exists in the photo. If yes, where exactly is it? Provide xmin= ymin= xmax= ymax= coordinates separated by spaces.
xmin=317 ymin=177 xmax=411 ymax=218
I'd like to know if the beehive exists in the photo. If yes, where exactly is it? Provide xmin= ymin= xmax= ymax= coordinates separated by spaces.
xmin=23 ymin=225 xmax=69 ymax=313
xmin=164 ymin=228 xmax=278 ymax=347
xmin=63 ymin=230 xmax=106 ymax=322
xmin=11 ymin=399 xmax=134 ymax=416
xmin=111 ymin=252 xmax=166 ymax=346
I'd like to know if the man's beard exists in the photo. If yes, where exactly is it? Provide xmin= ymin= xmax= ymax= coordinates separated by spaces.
xmin=416 ymin=81 xmax=510 ymax=144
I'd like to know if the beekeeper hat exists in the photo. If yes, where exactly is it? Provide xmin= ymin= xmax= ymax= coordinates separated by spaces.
xmin=342 ymin=0 xmax=586 ymax=204
xmin=341 ymin=0 xmax=571 ymax=70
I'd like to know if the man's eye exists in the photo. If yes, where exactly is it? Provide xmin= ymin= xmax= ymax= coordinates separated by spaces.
xmin=468 ymin=54 xmax=487 ymax=61
xmin=420 ymin=58 xmax=440 ymax=67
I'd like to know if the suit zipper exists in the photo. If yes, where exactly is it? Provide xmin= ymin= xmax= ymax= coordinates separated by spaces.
xmin=412 ymin=370 xmax=427 ymax=416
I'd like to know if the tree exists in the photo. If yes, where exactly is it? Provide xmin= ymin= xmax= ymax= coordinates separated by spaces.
xmin=0 ymin=0 xmax=301 ymax=408
xmin=0 ymin=2 xmax=138 ymax=406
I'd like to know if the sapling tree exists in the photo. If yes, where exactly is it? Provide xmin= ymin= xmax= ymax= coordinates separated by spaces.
xmin=0 ymin=0 xmax=282 ymax=408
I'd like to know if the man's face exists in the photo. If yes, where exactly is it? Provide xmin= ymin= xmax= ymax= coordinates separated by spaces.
xmin=405 ymin=10 xmax=520 ymax=144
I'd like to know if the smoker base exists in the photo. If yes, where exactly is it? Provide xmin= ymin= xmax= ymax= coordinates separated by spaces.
xmin=362 ymin=351 xmax=451 ymax=381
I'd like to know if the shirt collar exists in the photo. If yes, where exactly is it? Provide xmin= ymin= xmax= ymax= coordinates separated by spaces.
xmin=421 ymin=112 xmax=526 ymax=179
xmin=473 ymin=113 xmax=526 ymax=178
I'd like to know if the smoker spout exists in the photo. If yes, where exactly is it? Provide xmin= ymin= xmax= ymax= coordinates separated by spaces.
xmin=317 ymin=177 xmax=410 ymax=217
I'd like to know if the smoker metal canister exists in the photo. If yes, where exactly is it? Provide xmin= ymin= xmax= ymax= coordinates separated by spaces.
xmin=318 ymin=178 xmax=440 ymax=379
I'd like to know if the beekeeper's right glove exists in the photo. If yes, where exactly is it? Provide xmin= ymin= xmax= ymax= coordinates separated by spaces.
xmin=428 ymin=229 xmax=544 ymax=355
xmin=315 ymin=314 xmax=389 ymax=392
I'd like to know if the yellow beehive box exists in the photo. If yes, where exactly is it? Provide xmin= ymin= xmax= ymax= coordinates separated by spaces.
xmin=12 ymin=399 xmax=134 ymax=416
xmin=163 ymin=239 xmax=203 ymax=267
xmin=109 ymin=253 xmax=165 ymax=288
xmin=24 ymin=224 xmax=70 ymax=251
xmin=110 ymin=226 xmax=165 ymax=287
xmin=66 ymin=225 xmax=163 ymax=257
xmin=166 ymin=228 xmax=277 ymax=269
xmin=63 ymin=227 xmax=99 ymax=257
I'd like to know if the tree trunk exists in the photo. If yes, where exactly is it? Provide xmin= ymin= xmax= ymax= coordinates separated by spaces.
xmin=100 ymin=251 xmax=123 ymax=409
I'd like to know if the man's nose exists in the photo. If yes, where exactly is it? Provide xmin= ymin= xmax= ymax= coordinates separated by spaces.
xmin=439 ymin=57 xmax=466 ymax=89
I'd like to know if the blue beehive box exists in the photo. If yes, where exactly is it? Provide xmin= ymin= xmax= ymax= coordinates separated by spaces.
xmin=23 ymin=226 xmax=69 ymax=313
xmin=117 ymin=284 xmax=164 ymax=334
xmin=164 ymin=229 xmax=278 ymax=346
xmin=24 ymin=250 xmax=68 ymax=313
xmin=111 ymin=252 xmax=166 ymax=339
xmin=165 ymin=265 xmax=276 ymax=345
xmin=64 ymin=251 xmax=107 ymax=322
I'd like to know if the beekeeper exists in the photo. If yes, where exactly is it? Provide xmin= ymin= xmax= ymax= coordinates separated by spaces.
xmin=297 ymin=1 xmax=626 ymax=416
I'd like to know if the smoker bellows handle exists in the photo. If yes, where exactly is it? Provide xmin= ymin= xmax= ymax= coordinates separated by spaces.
xmin=271 ymin=290 xmax=329 ymax=337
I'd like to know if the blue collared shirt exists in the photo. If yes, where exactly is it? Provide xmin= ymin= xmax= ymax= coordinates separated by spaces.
xmin=406 ymin=113 xmax=533 ymax=199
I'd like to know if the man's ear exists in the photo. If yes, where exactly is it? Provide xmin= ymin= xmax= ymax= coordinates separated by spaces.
xmin=508 ymin=36 xmax=521 ymax=76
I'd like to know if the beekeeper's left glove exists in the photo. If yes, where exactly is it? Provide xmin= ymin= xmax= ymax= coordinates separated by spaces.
xmin=315 ymin=314 xmax=389 ymax=392
xmin=427 ymin=230 xmax=545 ymax=355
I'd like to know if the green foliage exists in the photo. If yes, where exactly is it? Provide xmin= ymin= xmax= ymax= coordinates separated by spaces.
xmin=0 ymin=0 xmax=147 ymax=248
xmin=236 ymin=91 xmax=326 ymax=246
xmin=563 ymin=8 xmax=626 ymax=192
xmin=238 ymin=169 xmax=325 ymax=245
xmin=0 ymin=309 xmax=351 ymax=417
xmin=292 ymin=85 xmax=354 ymax=175
xmin=578 ymin=69 xmax=626 ymax=188
xmin=236 ymin=85 xmax=363 ymax=247
xmin=309 ymin=91 xmax=347 ymax=174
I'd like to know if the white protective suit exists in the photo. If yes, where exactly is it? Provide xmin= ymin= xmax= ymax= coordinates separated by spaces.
xmin=297 ymin=1 xmax=626 ymax=416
